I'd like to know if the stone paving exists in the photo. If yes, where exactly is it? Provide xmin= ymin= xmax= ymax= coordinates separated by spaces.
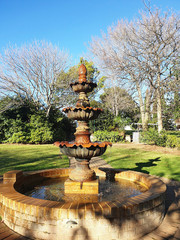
xmin=69 ymin=156 xmax=113 ymax=169
xmin=0 ymin=156 xmax=179 ymax=240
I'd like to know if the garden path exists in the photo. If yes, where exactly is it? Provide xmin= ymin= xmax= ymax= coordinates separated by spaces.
xmin=114 ymin=143 xmax=180 ymax=156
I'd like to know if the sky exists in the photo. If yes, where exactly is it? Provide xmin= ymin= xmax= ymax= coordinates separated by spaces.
xmin=0 ymin=0 xmax=179 ymax=65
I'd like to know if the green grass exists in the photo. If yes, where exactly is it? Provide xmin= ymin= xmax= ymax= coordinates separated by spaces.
xmin=0 ymin=144 xmax=179 ymax=181
xmin=102 ymin=146 xmax=180 ymax=181
xmin=0 ymin=144 xmax=69 ymax=175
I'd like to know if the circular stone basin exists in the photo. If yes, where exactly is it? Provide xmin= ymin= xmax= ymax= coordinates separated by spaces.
xmin=0 ymin=168 xmax=166 ymax=240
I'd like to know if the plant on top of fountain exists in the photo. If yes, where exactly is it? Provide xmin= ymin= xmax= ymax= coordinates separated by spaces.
xmin=55 ymin=64 xmax=112 ymax=182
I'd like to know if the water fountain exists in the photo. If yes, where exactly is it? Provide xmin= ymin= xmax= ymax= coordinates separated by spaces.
xmin=0 ymin=64 xmax=166 ymax=240
xmin=58 ymin=63 xmax=111 ymax=196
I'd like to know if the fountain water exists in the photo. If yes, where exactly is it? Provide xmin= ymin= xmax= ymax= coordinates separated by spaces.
xmin=0 ymin=64 xmax=166 ymax=240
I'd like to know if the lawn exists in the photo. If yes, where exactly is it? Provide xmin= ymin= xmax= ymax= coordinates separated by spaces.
xmin=0 ymin=143 xmax=179 ymax=181
xmin=102 ymin=144 xmax=180 ymax=181
xmin=0 ymin=144 xmax=69 ymax=175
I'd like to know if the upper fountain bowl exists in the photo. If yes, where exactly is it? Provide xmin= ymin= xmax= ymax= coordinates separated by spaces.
xmin=70 ymin=64 xmax=97 ymax=93
xmin=70 ymin=81 xmax=97 ymax=93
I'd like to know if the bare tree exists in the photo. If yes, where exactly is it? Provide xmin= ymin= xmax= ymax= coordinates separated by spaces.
xmin=0 ymin=41 xmax=71 ymax=116
xmin=89 ymin=6 xmax=180 ymax=132
xmin=129 ymin=8 xmax=180 ymax=132
xmin=100 ymin=86 xmax=137 ymax=117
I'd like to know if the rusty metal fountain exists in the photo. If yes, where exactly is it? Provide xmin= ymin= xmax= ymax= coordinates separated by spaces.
xmin=57 ymin=64 xmax=111 ymax=195
xmin=0 ymin=64 xmax=167 ymax=240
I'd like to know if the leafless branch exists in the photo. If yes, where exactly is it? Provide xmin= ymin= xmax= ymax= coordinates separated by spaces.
xmin=0 ymin=41 xmax=71 ymax=116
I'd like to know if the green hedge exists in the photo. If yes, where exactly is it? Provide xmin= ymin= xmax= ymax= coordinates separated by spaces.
xmin=28 ymin=115 xmax=53 ymax=144
xmin=2 ymin=115 xmax=53 ymax=144
xmin=140 ymin=128 xmax=180 ymax=149
xmin=125 ymin=130 xmax=134 ymax=136
xmin=166 ymin=135 xmax=180 ymax=149
xmin=0 ymin=111 xmax=73 ymax=144
xmin=93 ymin=130 xmax=124 ymax=142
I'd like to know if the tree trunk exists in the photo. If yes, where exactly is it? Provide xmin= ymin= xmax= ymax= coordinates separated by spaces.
xmin=113 ymin=87 xmax=119 ymax=116
xmin=156 ymin=87 xmax=163 ymax=132
xmin=156 ymin=74 xmax=163 ymax=133
xmin=144 ymin=86 xmax=153 ymax=130
xmin=144 ymin=113 xmax=149 ymax=131
xmin=46 ymin=105 xmax=51 ymax=118
xmin=136 ymin=82 xmax=148 ymax=130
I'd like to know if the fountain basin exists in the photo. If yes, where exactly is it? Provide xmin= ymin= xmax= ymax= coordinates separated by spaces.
xmin=0 ymin=168 xmax=166 ymax=240
xmin=63 ymin=107 xmax=102 ymax=120
xmin=59 ymin=141 xmax=111 ymax=159
xmin=70 ymin=81 xmax=97 ymax=93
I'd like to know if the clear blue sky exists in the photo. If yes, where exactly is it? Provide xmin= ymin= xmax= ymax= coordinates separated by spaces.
xmin=0 ymin=0 xmax=179 ymax=64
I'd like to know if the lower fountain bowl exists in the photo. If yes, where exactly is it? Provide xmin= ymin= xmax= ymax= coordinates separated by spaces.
xmin=0 ymin=168 xmax=166 ymax=240
xmin=59 ymin=142 xmax=111 ymax=159
xmin=60 ymin=145 xmax=107 ymax=159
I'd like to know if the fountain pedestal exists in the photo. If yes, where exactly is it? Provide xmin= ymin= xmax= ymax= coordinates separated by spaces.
xmin=65 ymin=179 xmax=99 ymax=194
xmin=65 ymin=159 xmax=99 ymax=195
xmin=69 ymin=159 xmax=96 ymax=182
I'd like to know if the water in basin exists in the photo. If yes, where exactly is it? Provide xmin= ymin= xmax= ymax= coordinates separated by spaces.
xmin=24 ymin=177 xmax=147 ymax=203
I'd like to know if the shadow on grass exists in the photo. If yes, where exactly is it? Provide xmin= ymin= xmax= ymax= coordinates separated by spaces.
xmin=0 ymin=154 xmax=59 ymax=167
xmin=107 ymin=156 xmax=161 ymax=174
xmin=127 ymin=157 xmax=161 ymax=174
xmin=0 ymin=154 xmax=69 ymax=174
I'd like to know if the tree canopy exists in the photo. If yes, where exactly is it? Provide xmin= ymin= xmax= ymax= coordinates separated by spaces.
xmin=100 ymin=87 xmax=137 ymax=117
xmin=89 ymin=5 xmax=180 ymax=131
xmin=0 ymin=41 xmax=70 ymax=116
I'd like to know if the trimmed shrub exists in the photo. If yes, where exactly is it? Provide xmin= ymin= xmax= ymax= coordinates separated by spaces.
xmin=3 ymin=117 xmax=29 ymax=143
xmin=93 ymin=130 xmax=124 ymax=142
xmin=141 ymin=129 xmax=180 ymax=148
xmin=89 ymin=109 xmax=115 ymax=131
xmin=29 ymin=115 xmax=53 ymax=144
xmin=125 ymin=130 xmax=134 ymax=136
xmin=52 ymin=116 xmax=73 ymax=142
xmin=167 ymin=131 xmax=180 ymax=137
xmin=140 ymin=128 xmax=158 ymax=145
xmin=166 ymin=135 xmax=180 ymax=149
xmin=0 ymin=99 xmax=75 ymax=144
xmin=7 ymin=131 xmax=28 ymax=143
xmin=155 ymin=131 xmax=167 ymax=147
xmin=140 ymin=128 xmax=167 ymax=147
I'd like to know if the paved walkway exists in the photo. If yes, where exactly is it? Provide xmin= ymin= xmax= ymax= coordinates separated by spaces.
xmin=0 ymin=157 xmax=179 ymax=240
xmin=69 ymin=156 xmax=113 ymax=169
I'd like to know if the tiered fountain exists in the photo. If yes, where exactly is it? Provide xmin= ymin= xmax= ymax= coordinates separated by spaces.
xmin=57 ymin=64 xmax=111 ymax=196
xmin=0 ymin=64 xmax=166 ymax=240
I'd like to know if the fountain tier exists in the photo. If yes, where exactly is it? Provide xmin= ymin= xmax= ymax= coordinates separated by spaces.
xmin=62 ymin=107 xmax=102 ymax=120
